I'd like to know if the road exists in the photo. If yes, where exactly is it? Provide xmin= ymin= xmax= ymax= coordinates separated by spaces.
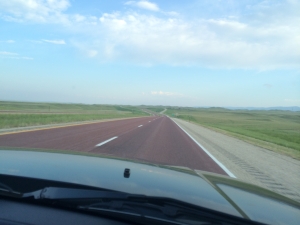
xmin=0 ymin=116 xmax=228 ymax=175
xmin=173 ymin=118 xmax=300 ymax=203
xmin=159 ymin=108 xmax=167 ymax=114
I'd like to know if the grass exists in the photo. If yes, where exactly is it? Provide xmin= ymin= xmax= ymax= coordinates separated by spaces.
xmin=144 ymin=107 xmax=166 ymax=113
xmin=165 ymin=107 xmax=300 ymax=159
xmin=0 ymin=101 xmax=148 ymax=129
xmin=0 ymin=101 xmax=136 ymax=112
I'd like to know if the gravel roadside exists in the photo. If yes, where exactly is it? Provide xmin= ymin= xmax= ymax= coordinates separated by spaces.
xmin=173 ymin=118 xmax=300 ymax=203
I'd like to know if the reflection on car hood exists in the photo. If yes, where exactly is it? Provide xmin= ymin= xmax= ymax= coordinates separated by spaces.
xmin=0 ymin=149 xmax=299 ymax=225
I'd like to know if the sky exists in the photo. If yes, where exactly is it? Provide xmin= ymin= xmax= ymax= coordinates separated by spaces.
xmin=0 ymin=0 xmax=299 ymax=107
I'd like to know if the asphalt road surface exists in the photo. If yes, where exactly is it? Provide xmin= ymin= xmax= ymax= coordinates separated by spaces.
xmin=0 ymin=116 xmax=227 ymax=175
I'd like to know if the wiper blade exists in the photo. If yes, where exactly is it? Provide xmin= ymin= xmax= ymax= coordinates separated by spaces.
xmin=0 ymin=185 xmax=144 ymax=202
xmin=1 ymin=186 xmax=230 ymax=221
xmin=0 ymin=182 xmax=22 ymax=197
xmin=22 ymin=187 xmax=213 ymax=218
xmin=1 ymin=186 xmax=262 ymax=225
xmin=80 ymin=200 xmax=238 ymax=225
xmin=21 ymin=187 xmax=143 ymax=200
xmin=18 ymin=186 xmax=183 ymax=217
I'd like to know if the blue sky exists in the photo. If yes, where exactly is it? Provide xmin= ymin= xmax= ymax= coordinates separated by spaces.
xmin=0 ymin=0 xmax=299 ymax=107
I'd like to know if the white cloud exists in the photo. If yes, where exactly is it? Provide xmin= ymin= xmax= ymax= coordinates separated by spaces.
xmin=42 ymin=39 xmax=66 ymax=44
xmin=90 ymin=10 xmax=300 ymax=68
xmin=125 ymin=1 xmax=159 ymax=11
xmin=0 ymin=51 xmax=18 ymax=56
xmin=87 ymin=50 xmax=98 ymax=58
xmin=1 ymin=0 xmax=300 ymax=69
xmin=151 ymin=91 xmax=182 ymax=96
xmin=284 ymin=99 xmax=300 ymax=103
xmin=0 ymin=40 xmax=16 ymax=43
xmin=28 ymin=40 xmax=43 ymax=44
xmin=71 ymin=41 xmax=99 ymax=58
xmin=73 ymin=14 xmax=85 ymax=22
xmin=20 ymin=56 xmax=33 ymax=60
xmin=0 ymin=51 xmax=33 ymax=60
xmin=0 ymin=0 xmax=70 ymax=23
xmin=164 ymin=11 xmax=179 ymax=16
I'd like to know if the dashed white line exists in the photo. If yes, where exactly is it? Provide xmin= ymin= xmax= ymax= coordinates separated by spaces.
xmin=95 ymin=136 xmax=118 ymax=147
xmin=171 ymin=119 xmax=236 ymax=178
xmin=138 ymin=125 xmax=143 ymax=127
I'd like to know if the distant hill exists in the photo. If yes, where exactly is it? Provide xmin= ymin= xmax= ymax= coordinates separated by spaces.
xmin=224 ymin=106 xmax=300 ymax=112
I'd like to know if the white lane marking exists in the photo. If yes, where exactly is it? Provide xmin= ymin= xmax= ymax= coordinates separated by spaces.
xmin=171 ymin=119 xmax=236 ymax=178
xmin=95 ymin=136 xmax=118 ymax=147
xmin=138 ymin=125 xmax=143 ymax=127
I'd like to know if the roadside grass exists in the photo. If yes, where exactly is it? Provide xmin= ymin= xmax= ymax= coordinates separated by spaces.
xmin=144 ymin=107 xmax=166 ymax=113
xmin=165 ymin=108 xmax=300 ymax=159
xmin=0 ymin=101 xmax=148 ymax=129
xmin=0 ymin=101 xmax=131 ymax=113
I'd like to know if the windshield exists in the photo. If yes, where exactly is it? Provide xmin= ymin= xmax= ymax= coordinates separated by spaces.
xmin=0 ymin=1 xmax=300 ymax=225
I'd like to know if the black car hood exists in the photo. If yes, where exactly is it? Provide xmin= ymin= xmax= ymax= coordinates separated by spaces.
xmin=0 ymin=149 xmax=299 ymax=225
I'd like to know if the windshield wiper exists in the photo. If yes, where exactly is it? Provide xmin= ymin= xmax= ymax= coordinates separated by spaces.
xmin=22 ymin=187 xmax=139 ymax=200
xmin=0 ymin=182 xmax=22 ymax=197
xmin=1 ymin=186 xmax=205 ymax=223
xmin=0 ymin=186 xmax=143 ymax=202
xmin=1 ymin=186 xmax=262 ymax=225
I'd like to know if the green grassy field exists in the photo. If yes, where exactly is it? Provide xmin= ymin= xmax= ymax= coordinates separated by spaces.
xmin=0 ymin=101 xmax=140 ymax=112
xmin=144 ymin=107 xmax=166 ymax=113
xmin=0 ymin=101 xmax=148 ymax=129
xmin=165 ymin=107 xmax=300 ymax=159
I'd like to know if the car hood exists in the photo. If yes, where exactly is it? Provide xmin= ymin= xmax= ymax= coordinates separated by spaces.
xmin=0 ymin=149 xmax=299 ymax=225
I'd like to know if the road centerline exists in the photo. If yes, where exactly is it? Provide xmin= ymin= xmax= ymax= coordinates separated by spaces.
xmin=95 ymin=137 xmax=118 ymax=147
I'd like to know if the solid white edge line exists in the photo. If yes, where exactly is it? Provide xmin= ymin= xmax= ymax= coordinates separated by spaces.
xmin=171 ymin=118 xmax=236 ymax=178
xmin=138 ymin=125 xmax=143 ymax=127
xmin=95 ymin=136 xmax=118 ymax=147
